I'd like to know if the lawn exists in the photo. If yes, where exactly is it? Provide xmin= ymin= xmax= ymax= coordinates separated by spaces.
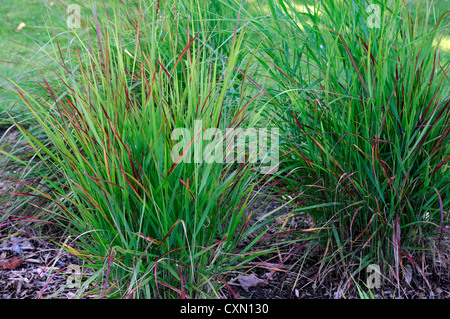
xmin=0 ymin=1 xmax=66 ymax=120
xmin=0 ymin=1 xmax=448 ymax=94
xmin=1 ymin=0 xmax=448 ymax=79
xmin=0 ymin=1 xmax=63 ymax=79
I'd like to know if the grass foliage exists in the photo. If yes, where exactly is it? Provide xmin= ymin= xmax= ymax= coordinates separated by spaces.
xmin=1 ymin=0 xmax=449 ymax=298
xmin=239 ymin=0 xmax=450 ymax=281
xmin=6 ymin=0 xmax=275 ymax=298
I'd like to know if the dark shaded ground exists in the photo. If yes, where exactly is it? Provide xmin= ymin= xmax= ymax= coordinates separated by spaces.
xmin=220 ymin=190 xmax=450 ymax=299
xmin=221 ymin=253 xmax=450 ymax=299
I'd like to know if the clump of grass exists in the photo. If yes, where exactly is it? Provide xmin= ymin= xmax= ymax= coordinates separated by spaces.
xmin=245 ymin=0 xmax=450 ymax=289
xmin=7 ymin=0 xmax=275 ymax=298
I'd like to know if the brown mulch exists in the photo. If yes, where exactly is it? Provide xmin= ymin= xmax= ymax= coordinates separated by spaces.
xmin=0 ymin=231 xmax=93 ymax=299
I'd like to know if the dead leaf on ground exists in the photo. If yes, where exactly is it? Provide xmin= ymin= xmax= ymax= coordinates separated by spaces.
xmin=1 ymin=257 xmax=23 ymax=270
xmin=16 ymin=23 xmax=26 ymax=31
xmin=237 ymin=274 xmax=266 ymax=292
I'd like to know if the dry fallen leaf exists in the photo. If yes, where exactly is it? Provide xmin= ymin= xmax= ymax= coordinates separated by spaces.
xmin=16 ymin=22 xmax=26 ymax=31
xmin=237 ymin=274 xmax=266 ymax=292
xmin=1 ymin=257 xmax=23 ymax=270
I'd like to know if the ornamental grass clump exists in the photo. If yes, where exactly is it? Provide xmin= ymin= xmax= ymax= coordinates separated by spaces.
xmin=243 ymin=0 xmax=450 ymax=286
xmin=9 ymin=0 xmax=274 ymax=298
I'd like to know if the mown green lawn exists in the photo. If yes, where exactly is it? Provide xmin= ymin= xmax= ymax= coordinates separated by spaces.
xmin=1 ymin=0 xmax=448 ymax=80
xmin=1 ymin=0 xmax=448 ymax=77
xmin=0 ymin=0 xmax=67 ymax=119
xmin=0 ymin=1 xmax=60 ymax=79
xmin=0 ymin=0 xmax=448 ymax=119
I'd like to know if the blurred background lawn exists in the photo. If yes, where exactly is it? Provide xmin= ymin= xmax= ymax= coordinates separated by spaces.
xmin=0 ymin=1 xmax=63 ymax=79
xmin=1 ymin=0 xmax=448 ymax=79
xmin=0 ymin=0 xmax=66 ymax=120
xmin=0 ymin=0 xmax=448 ymax=118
